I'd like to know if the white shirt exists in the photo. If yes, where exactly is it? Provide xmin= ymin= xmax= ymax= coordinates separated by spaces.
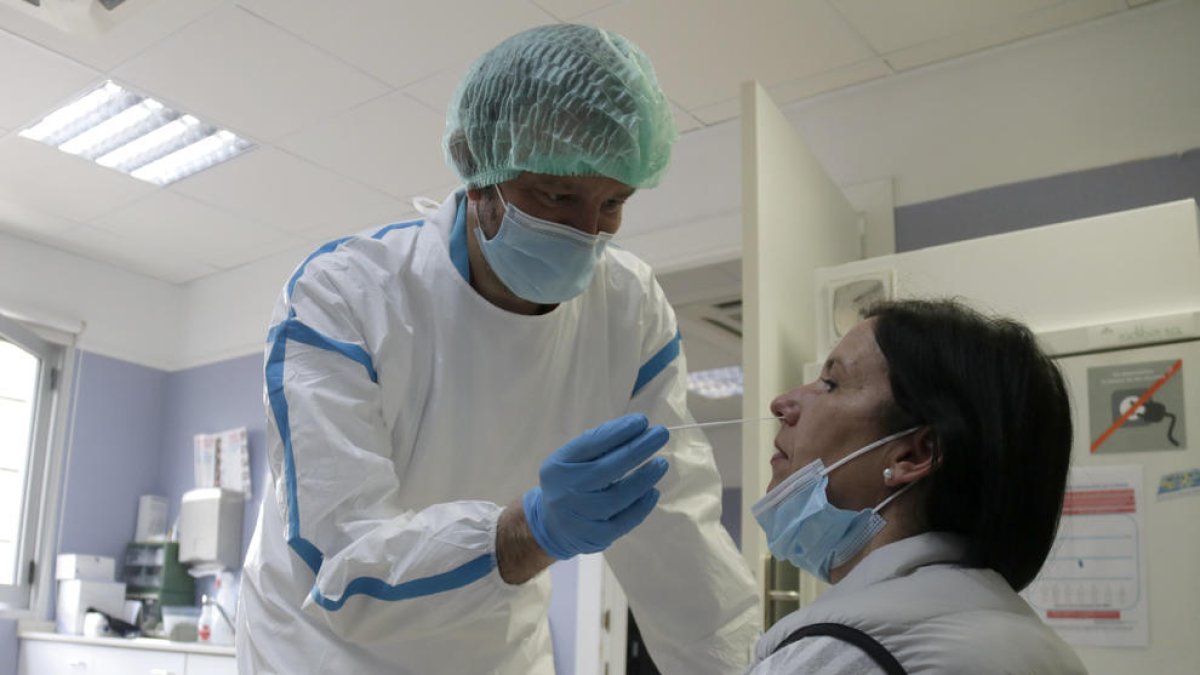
xmin=748 ymin=533 xmax=1087 ymax=675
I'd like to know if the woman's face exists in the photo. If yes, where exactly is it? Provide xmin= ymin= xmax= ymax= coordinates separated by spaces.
xmin=767 ymin=320 xmax=896 ymax=504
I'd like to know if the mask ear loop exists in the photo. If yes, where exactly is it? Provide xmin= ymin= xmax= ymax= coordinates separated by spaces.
xmin=873 ymin=479 xmax=918 ymax=514
xmin=821 ymin=427 xmax=919 ymax=476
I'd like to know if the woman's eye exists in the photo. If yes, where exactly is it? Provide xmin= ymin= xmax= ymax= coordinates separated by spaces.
xmin=820 ymin=378 xmax=838 ymax=392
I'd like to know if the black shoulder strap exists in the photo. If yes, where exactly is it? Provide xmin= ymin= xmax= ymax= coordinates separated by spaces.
xmin=772 ymin=622 xmax=907 ymax=675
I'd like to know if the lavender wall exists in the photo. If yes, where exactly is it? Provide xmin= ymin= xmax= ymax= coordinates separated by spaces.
xmin=44 ymin=349 xmax=587 ymax=666
xmin=54 ymin=351 xmax=267 ymax=609
xmin=157 ymin=352 xmax=266 ymax=572
xmin=896 ymin=149 xmax=1200 ymax=251
xmin=1 ymin=618 xmax=15 ymax=675
xmin=58 ymin=352 xmax=169 ymax=562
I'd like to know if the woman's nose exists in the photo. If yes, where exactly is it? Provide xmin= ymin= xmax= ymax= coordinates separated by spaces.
xmin=770 ymin=390 xmax=801 ymax=425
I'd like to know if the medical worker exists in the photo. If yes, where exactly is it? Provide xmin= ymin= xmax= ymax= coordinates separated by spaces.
xmin=237 ymin=23 xmax=760 ymax=674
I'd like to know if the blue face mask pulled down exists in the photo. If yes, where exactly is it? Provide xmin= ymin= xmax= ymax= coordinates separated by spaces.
xmin=751 ymin=428 xmax=918 ymax=583
xmin=474 ymin=188 xmax=613 ymax=304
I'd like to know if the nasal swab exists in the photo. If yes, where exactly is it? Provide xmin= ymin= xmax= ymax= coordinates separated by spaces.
xmin=666 ymin=416 xmax=782 ymax=431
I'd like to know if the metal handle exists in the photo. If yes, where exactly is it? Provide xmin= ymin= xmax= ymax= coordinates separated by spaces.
xmin=202 ymin=594 xmax=237 ymax=636
xmin=768 ymin=590 xmax=801 ymax=601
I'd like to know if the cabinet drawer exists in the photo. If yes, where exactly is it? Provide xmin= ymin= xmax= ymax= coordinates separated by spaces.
xmin=19 ymin=640 xmax=95 ymax=675
xmin=93 ymin=644 xmax=187 ymax=675
xmin=186 ymin=653 xmax=238 ymax=675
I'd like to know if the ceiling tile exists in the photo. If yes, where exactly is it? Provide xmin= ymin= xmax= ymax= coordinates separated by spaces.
xmin=234 ymin=0 xmax=554 ymax=88
xmin=404 ymin=182 xmax=461 ymax=209
xmin=171 ymin=147 xmax=409 ymax=238
xmin=93 ymin=190 xmax=295 ymax=270
xmin=0 ymin=197 xmax=82 ymax=243
xmin=0 ymin=0 xmax=227 ymax=72
xmin=832 ymin=0 xmax=1061 ymax=54
xmin=293 ymin=205 xmax=422 ymax=253
xmin=768 ymin=58 xmax=893 ymax=106
xmin=671 ymin=102 xmax=704 ymax=134
xmin=586 ymin=0 xmax=874 ymax=110
xmin=402 ymin=61 xmax=469 ymax=115
xmin=0 ymin=134 xmax=155 ymax=224
xmin=658 ymin=262 xmax=740 ymax=307
xmin=0 ymin=30 xmax=101 ymax=130
xmin=279 ymin=91 xmax=458 ymax=200
xmin=882 ymin=0 xmax=1126 ymax=72
xmin=531 ymin=0 xmax=623 ymax=21
xmin=690 ymin=97 xmax=740 ymax=126
xmin=44 ymin=223 xmax=219 ymax=284
xmin=112 ymin=5 xmax=390 ymax=142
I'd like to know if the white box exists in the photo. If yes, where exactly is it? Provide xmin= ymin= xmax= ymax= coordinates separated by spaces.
xmin=55 ymin=554 xmax=115 ymax=582
xmin=135 ymin=494 xmax=169 ymax=542
xmin=56 ymin=579 xmax=126 ymax=635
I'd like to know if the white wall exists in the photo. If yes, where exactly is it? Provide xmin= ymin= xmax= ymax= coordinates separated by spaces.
xmin=814 ymin=199 xmax=1200 ymax=360
xmin=177 ymin=243 xmax=307 ymax=368
xmin=3 ymin=0 xmax=1196 ymax=371
xmin=0 ymin=230 xmax=180 ymax=368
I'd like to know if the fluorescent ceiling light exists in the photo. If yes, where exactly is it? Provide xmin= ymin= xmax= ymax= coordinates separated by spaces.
xmin=19 ymin=80 xmax=253 ymax=186
xmin=687 ymin=366 xmax=744 ymax=400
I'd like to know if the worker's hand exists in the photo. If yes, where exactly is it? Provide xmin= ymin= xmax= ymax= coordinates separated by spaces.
xmin=523 ymin=413 xmax=670 ymax=560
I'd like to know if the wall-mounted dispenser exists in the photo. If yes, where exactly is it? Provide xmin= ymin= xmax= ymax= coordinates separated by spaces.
xmin=178 ymin=487 xmax=244 ymax=572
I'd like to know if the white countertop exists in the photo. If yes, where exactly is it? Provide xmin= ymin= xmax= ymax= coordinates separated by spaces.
xmin=19 ymin=630 xmax=236 ymax=657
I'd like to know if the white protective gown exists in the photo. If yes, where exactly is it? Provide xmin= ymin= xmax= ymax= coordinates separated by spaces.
xmin=237 ymin=191 xmax=761 ymax=674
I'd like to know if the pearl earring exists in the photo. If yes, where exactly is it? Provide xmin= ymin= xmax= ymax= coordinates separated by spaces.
xmin=883 ymin=467 xmax=894 ymax=482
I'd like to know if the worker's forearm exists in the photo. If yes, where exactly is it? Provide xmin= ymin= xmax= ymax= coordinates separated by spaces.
xmin=495 ymin=499 xmax=556 ymax=585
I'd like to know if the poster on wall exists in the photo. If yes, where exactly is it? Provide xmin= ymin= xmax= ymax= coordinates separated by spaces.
xmin=193 ymin=427 xmax=251 ymax=494
xmin=1022 ymin=465 xmax=1149 ymax=648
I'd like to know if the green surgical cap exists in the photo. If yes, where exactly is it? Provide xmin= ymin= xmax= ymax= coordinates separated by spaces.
xmin=444 ymin=23 xmax=677 ymax=190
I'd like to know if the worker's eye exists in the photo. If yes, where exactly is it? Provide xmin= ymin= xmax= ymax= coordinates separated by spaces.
xmin=601 ymin=198 xmax=626 ymax=212
xmin=543 ymin=191 xmax=571 ymax=203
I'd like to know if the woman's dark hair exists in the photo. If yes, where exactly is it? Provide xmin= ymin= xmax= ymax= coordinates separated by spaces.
xmin=863 ymin=298 xmax=1073 ymax=591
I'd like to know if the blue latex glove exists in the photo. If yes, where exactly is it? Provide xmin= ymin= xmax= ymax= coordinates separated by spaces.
xmin=523 ymin=413 xmax=670 ymax=560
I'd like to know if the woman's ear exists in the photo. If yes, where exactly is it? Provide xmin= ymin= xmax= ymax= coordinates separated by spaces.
xmin=884 ymin=427 xmax=938 ymax=486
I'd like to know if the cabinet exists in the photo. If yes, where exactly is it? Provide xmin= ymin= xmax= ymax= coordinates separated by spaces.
xmin=19 ymin=634 xmax=236 ymax=675
xmin=18 ymin=640 xmax=95 ymax=675
xmin=184 ymin=654 xmax=238 ymax=675
xmin=124 ymin=542 xmax=195 ymax=633
xmin=125 ymin=542 xmax=195 ymax=604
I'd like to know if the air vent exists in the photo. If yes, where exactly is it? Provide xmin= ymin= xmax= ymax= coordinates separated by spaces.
xmin=2 ymin=0 xmax=151 ymax=35
xmin=687 ymin=299 xmax=743 ymax=338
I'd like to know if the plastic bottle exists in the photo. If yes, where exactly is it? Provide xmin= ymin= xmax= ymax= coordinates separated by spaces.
xmin=197 ymin=595 xmax=213 ymax=643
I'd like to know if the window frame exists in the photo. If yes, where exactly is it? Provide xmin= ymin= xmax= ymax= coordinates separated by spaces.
xmin=0 ymin=311 xmax=74 ymax=620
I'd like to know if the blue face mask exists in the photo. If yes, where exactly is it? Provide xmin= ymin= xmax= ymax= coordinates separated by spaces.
xmin=474 ymin=188 xmax=613 ymax=304
xmin=752 ymin=427 xmax=919 ymax=583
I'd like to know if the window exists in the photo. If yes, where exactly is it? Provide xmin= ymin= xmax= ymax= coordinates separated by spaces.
xmin=0 ymin=313 xmax=64 ymax=611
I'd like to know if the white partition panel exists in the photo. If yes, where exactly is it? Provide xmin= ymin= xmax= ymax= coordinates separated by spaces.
xmin=739 ymin=81 xmax=861 ymax=611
